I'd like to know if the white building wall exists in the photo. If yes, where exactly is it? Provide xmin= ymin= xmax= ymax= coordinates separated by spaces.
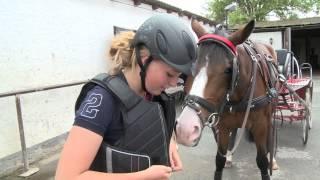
xmin=0 ymin=97 xmax=20 ymax=158
xmin=250 ymin=31 xmax=283 ymax=50
xmin=0 ymin=0 xmax=211 ymax=160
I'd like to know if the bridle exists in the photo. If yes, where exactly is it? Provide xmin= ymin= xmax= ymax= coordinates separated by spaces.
xmin=183 ymin=33 xmax=240 ymax=129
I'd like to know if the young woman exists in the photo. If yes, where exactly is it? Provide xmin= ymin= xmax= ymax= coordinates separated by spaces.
xmin=55 ymin=14 xmax=197 ymax=180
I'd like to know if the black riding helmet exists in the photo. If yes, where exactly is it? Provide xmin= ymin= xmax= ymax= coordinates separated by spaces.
xmin=133 ymin=14 xmax=197 ymax=92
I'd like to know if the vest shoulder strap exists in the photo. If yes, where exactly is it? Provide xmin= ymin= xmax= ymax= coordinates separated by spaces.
xmin=91 ymin=73 xmax=141 ymax=110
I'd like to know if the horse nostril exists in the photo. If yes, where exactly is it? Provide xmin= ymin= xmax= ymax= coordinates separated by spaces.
xmin=193 ymin=126 xmax=200 ymax=135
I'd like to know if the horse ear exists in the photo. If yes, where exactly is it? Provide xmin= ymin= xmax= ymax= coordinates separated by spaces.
xmin=191 ymin=18 xmax=207 ymax=38
xmin=228 ymin=20 xmax=255 ymax=45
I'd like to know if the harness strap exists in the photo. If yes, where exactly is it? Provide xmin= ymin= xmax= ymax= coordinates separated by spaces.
xmin=245 ymin=41 xmax=280 ymax=93
xmin=224 ymin=42 xmax=269 ymax=113
xmin=265 ymin=55 xmax=279 ymax=86
xmin=226 ymin=95 xmax=270 ymax=112
xmin=245 ymin=41 xmax=270 ymax=88
xmin=185 ymin=95 xmax=217 ymax=113
xmin=230 ymin=42 xmax=259 ymax=154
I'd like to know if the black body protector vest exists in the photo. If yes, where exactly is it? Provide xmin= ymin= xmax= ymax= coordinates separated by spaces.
xmin=75 ymin=73 xmax=176 ymax=173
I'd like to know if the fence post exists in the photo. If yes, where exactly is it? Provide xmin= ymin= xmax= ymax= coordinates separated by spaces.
xmin=15 ymin=95 xmax=39 ymax=177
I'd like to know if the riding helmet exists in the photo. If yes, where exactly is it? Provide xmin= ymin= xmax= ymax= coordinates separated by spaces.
xmin=133 ymin=14 xmax=197 ymax=75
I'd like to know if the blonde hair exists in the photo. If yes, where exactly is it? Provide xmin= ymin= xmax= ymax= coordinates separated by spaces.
xmin=108 ymin=31 xmax=150 ymax=75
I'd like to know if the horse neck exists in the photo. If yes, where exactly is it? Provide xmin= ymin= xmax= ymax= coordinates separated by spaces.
xmin=231 ymin=46 xmax=262 ymax=101
xmin=184 ymin=75 xmax=194 ymax=94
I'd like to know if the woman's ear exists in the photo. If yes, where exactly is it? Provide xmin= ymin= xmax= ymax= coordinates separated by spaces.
xmin=139 ymin=47 xmax=151 ymax=65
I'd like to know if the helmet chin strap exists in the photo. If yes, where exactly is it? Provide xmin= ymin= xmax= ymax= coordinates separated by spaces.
xmin=135 ymin=48 xmax=153 ymax=94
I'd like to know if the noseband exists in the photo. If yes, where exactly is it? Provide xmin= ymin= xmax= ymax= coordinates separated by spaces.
xmin=183 ymin=33 xmax=239 ymax=128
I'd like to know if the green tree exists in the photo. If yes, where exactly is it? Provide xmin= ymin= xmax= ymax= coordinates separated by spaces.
xmin=206 ymin=0 xmax=319 ymax=26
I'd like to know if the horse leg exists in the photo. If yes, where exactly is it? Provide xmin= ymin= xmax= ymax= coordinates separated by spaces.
xmin=253 ymin=126 xmax=270 ymax=180
xmin=212 ymin=127 xmax=230 ymax=180
xmin=256 ymin=150 xmax=270 ymax=180
xmin=225 ymin=128 xmax=237 ymax=168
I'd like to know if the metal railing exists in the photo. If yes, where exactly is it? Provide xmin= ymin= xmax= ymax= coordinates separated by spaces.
xmin=0 ymin=80 xmax=88 ymax=177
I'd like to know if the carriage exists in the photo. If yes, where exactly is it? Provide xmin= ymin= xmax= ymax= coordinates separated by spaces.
xmin=274 ymin=49 xmax=313 ymax=146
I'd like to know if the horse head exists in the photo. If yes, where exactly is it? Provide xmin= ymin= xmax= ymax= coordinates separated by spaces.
xmin=176 ymin=19 xmax=255 ymax=147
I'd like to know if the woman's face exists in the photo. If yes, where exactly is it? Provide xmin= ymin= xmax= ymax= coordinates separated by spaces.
xmin=145 ymin=59 xmax=181 ymax=95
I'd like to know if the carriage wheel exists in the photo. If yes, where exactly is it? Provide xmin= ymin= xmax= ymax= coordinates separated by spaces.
xmin=302 ymin=107 xmax=309 ymax=145
xmin=274 ymin=123 xmax=278 ymax=157
xmin=305 ymin=86 xmax=313 ymax=129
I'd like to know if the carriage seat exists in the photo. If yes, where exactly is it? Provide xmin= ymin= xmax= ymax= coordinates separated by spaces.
xmin=276 ymin=49 xmax=294 ymax=77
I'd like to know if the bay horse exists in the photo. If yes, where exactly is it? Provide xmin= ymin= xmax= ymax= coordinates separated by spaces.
xmin=175 ymin=19 xmax=279 ymax=180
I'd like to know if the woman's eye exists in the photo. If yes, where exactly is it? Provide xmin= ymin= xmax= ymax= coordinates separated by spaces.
xmin=167 ymin=72 xmax=174 ymax=78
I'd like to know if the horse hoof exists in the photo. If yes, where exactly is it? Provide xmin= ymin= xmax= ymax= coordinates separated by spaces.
xmin=225 ymin=151 xmax=232 ymax=168
xmin=224 ymin=160 xmax=232 ymax=168
xmin=214 ymin=171 xmax=223 ymax=180
xmin=271 ymin=159 xmax=279 ymax=170
xmin=268 ymin=158 xmax=279 ymax=170
xmin=261 ymin=174 xmax=270 ymax=180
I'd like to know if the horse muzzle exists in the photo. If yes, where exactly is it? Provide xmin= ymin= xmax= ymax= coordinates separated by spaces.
xmin=175 ymin=106 xmax=202 ymax=147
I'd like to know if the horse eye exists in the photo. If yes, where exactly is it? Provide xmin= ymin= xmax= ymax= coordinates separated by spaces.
xmin=224 ymin=68 xmax=232 ymax=74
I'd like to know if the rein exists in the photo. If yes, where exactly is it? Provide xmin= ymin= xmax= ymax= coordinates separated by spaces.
xmin=229 ymin=41 xmax=258 ymax=154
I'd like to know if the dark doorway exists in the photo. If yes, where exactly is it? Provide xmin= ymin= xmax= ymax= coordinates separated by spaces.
xmin=292 ymin=27 xmax=320 ymax=70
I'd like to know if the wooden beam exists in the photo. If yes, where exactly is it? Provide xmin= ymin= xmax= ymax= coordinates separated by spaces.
xmin=152 ymin=4 xmax=159 ymax=10
xmin=133 ymin=0 xmax=141 ymax=6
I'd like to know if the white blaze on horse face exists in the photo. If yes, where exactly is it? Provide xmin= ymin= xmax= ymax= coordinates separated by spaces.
xmin=189 ymin=64 xmax=208 ymax=98
xmin=176 ymin=106 xmax=202 ymax=146
xmin=176 ymin=64 xmax=208 ymax=147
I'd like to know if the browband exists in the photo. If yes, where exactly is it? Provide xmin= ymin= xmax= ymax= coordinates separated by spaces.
xmin=198 ymin=34 xmax=237 ymax=56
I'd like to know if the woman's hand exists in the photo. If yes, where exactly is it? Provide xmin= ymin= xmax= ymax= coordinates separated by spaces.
xmin=141 ymin=165 xmax=172 ymax=180
xmin=169 ymin=135 xmax=183 ymax=172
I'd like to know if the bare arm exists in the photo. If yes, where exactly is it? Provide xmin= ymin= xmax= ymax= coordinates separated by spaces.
xmin=55 ymin=126 xmax=172 ymax=180
xmin=169 ymin=133 xmax=183 ymax=172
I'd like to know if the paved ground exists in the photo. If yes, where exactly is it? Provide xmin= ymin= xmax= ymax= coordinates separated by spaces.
xmin=3 ymin=74 xmax=320 ymax=180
